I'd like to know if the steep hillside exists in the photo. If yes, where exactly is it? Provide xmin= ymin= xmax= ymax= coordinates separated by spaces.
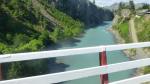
xmin=40 ymin=0 xmax=114 ymax=27
xmin=0 ymin=0 xmax=84 ymax=53
xmin=0 ymin=0 xmax=83 ymax=79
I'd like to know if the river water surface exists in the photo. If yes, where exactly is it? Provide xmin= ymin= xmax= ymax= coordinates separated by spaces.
xmin=54 ymin=21 xmax=134 ymax=84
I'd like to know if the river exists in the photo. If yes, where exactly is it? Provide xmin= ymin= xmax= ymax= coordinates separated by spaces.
xmin=53 ymin=21 xmax=134 ymax=84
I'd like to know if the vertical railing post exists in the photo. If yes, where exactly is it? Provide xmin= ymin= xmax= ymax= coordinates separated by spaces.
xmin=99 ymin=47 xmax=108 ymax=84
xmin=0 ymin=64 xmax=2 ymax=80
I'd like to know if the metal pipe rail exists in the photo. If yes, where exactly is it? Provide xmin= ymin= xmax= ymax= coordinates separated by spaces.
xmin=0 ymin=42 xmax=150 ymax=84
xmin=0 ymin=42 xmax=150 ymax=63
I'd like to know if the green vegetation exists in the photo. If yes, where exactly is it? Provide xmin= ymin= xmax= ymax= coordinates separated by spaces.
xmin=41 ymin=0 xmax=84 ymax=40
xmin=116 ymin=1 xmax=150 ymax=43
xmin=144 ymin=66 xmax=150 ymax=74
xmin=135 ymin=16 xmax=150 ymax=74
xmin=118 ymin=22 xmax=130 ymax=42
xmin=113 ymin=19 xmax=130 ymax=43
xmin=7 ymin=59 xmax=49 ymax=79
xmin=0 ymin=0 xmax=84 ymax=79
xmin=141 ymin=4 xmax=150 ymax=9
xmin=135 ymin=17 xmax=150 ymax=42
xmin=44 ymin=3 xmax=84 ymax=42
xmin=115 ymin=1 xmax=150 ymax=74
xmin=114 ymin=1 xmax=136 ymax=43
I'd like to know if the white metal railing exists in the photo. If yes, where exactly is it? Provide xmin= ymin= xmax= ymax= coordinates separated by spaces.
xmin=0 ymin=42 xmax=150 ymax=84
xmin=0 ymin=42 xmax=150 ymax=63
xmin=0 ymin=58 xmax=150 ymax=84
xmin=110 ymin=74 xmax=150 ymax=84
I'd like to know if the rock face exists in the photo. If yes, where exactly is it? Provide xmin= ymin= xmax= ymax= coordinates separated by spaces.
xmin=48 ymin=0 xmax=114 ymax=27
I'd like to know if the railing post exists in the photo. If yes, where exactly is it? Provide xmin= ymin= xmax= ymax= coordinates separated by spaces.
xmin=99 ymin=47 xmax=108 ymax=84
xmin=0 ymin=64 xmax=2 ymax=80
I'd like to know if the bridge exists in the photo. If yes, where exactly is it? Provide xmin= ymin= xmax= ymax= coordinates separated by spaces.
xmin=0 ymin=42 xmax=150 ymax=84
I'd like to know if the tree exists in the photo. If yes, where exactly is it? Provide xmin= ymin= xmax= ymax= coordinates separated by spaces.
xmin=16 ymin=39 xmax=44 ymax=52
xmin=118 ymin=2 xmax=123 ymax=15
xmin=142 ymin=4 xmax=150 ymax=9
xmin=13 ymin=34 xmax=29 ymax=47
xmin=50 ymin=27 xmax=61 ymax=43
xmin=119 ymin=2 xmax=123 ymax=9
xmin=0 ymin=0 xmax=5 ymax=19
xmin=0 ymin=0 xmax=2 ymax=5
xmin=39 ymin=31 xmax=50 ymax=45
xmin=7 ymin=62 xmax=23 ymax=79
xmin=129 ymin=0 xmax=135 ymax=14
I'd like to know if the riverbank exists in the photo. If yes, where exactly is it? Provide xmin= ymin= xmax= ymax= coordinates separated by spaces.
xmin=108 ymin=26 xmax=144 ymax=77
xmin=108 ymin=28 xmax=136 ymax=59
xmin=108 ymin=18 xmax=147 ymax=77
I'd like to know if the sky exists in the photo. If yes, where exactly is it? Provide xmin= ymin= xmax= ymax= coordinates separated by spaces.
xmin=89 ymin=0 xmax=150 ymax=7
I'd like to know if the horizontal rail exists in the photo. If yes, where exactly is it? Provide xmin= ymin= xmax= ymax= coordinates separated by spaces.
xmin=110 ymin=74 xmax=150 ymax=84
xmin=0 ymin=42 xmax=150 ymax=63
xmin=0 ymin=58 xmax=150 ymax=84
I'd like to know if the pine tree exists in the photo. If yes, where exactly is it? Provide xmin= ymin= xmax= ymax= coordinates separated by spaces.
xmin=118 ymin=2 xmax=124 ymax=15
xmin=129 ymin=0 xmax=135 ymax=14
xmin=142 ymin=4 xmax=150 ymax=9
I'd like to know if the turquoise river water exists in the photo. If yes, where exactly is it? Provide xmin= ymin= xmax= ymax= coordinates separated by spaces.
xmin=55 ymin=21 xmax=134 ymax=84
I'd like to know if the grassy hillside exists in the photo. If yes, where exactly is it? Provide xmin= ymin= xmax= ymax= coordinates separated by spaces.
xmin=135 ymin=16 xmax=150 ymax=42
xmin=113 ymin=19 xmax=131 ymax=43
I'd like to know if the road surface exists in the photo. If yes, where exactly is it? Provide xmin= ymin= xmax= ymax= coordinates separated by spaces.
xmin=129 ymin=18 xmax=147 ymax=59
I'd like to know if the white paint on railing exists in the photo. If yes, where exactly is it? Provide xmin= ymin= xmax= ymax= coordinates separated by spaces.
xmin=0 ymin=42 xmax=150 ymax=63
xmin=0 ymin=58 xmax=150 ymax=84
xmin=110 ymin=74 xmax=150 ymax=84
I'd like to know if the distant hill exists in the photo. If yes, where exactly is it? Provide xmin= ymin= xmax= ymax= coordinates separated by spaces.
xmin=104 ymin=2 xmax=146 ymax=11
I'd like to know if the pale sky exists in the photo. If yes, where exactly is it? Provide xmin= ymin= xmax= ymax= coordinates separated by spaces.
xmin=89 ymin=0 xmax=150 ymax=7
